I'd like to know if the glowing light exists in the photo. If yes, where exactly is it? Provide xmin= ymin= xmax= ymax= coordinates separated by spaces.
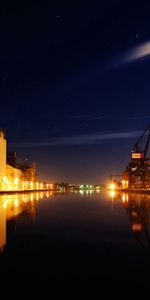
xmin=50 ymin=184 xmax=53 ymax=188
xmin=3 ymin=177 xmax=8 ymax=184
xmin=122 ymin=180 xmax=128 ymax=189
xmin=108 ymin=183 xmax=116 ymax=190
xmin=79 ymin=185 xmax=84 ymax=189
xmin=30 ymin=181 xmax=33 ymax=189
xmin=14 ymin=178 xmax=19 ymax=185
xmin=40 ymin=183 xmax=43 ymax=190
xmin=125 ymin=180 xmax=129 ymax=188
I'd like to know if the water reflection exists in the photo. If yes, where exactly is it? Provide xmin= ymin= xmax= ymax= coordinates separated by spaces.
xmin=78 ymin=189 xmax=100 ymax=196
xmin=122 ymin=193 xmax=150 ymax=257
xmin=0 ymin=192 xmax=47 ymax=253
xmin=108 ymin=190 xmax=150 ymax=257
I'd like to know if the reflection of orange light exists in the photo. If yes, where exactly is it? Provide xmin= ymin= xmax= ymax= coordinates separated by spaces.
xmin=110 ymin=190 xmax=115 ymax=198
xmin=30 ymin=194 xmax=33 ymax=201
xmin=0 ymin=193 xmax=39 ymax=223
xmin=122 ymin=193 xmax=125 ymax=203
xmin=14 ymin=199 xmax=18 ymax=207
xmin=122 ymin=193 xmax=129 ymax=203
xmin=132 ymin=223 xmax=142 ymax=232
xmin=3 ymin=200 xmax=8 ymax=209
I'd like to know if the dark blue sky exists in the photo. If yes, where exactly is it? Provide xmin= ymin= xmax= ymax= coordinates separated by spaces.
xmin=1 ymin=0 xmax=150 ymax=183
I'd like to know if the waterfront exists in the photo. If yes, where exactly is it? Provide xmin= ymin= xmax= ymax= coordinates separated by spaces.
xmin=0 ymin=190 xmax=150 ymax=281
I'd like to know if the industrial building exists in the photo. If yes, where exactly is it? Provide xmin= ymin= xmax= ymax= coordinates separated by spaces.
xmin=109 ymin=123 xmax=150 ymax=191
xmin=123 ymin=123 xmax=150 ymax=189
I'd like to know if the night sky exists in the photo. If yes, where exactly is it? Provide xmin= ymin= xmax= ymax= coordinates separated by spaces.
xmin=1 ymin=0 xmax=150 ymax=183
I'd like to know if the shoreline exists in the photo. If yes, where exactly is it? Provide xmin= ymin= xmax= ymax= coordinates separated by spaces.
xmin=110 ymin=188 xmax=150 ymax=194
xmin=0 ymin=188 xmax=59 ymax=195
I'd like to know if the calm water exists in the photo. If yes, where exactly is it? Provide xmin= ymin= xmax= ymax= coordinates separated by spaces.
xmin=0 ymin=190 xmax=150 ymax=281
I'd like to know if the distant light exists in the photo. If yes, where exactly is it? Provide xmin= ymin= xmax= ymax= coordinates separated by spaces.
xmin=109 ymin=183 xmax=116 ymax=190
xmin=79 ymin=185 xmax=84 ymax=189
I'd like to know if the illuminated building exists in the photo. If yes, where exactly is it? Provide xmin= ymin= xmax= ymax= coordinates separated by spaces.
xmin=0 ymin=129 xmax=52 ymax=191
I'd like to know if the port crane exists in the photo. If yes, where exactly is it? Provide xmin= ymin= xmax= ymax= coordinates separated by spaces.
xmin=125 ymin=124 xmax=150 ymax=188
